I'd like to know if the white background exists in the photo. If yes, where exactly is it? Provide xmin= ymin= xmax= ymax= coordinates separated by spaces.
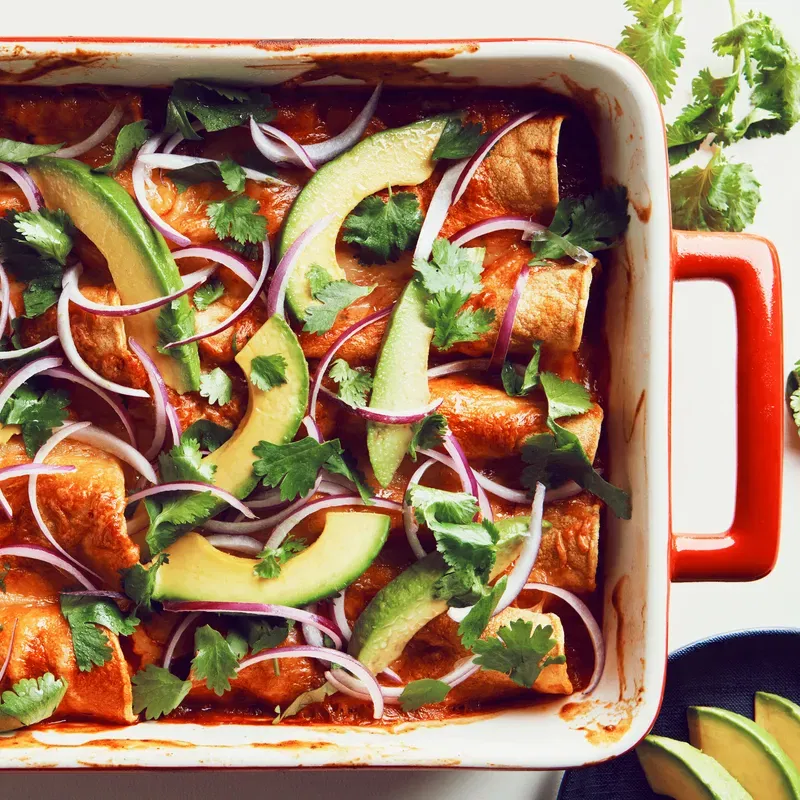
xmin=2 ymin=0 xmax=799 ymax=796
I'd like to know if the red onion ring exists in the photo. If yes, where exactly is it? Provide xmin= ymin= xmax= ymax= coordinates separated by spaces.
xmin=522 ymin=581 xmax=605 ymax=694
xmin=0 ymin=334 xmax=58 ymax=361
xmin=0 ymin=463 xmax=76 ymax=522
xmin=201 ymin=489 xmax=319 ymax=535
xmin=165 ymin=404 xmax=182 ymax=448
xmin=173 ymin=246 xmax=257 ymax=288
xmin=265 ymin=496 xmax=402 ymax=550
xmin=163 ymin=121 xmax=204 ymax=155
xmin=162 ymin=610 xmax=201 ymax=671
xmin=265 ymin=215 xmax=333 ymax=320
xmin=331 ymin=590 xmax=352 ymax=643
xmin=317 ymin=479 xmax=352 ymax=496
xmin=0 ymin=163 xmax=43 ymax=212
xmin=164 ymin=235 xmax=270 ymax=349
xmin=448 ymin=215 xmax=547 ymax=248
xmin=138 ymin=153 xmax=286 ymax=187
xmin=0 ymin=544 xmax=96 ymax=590
xmin=60 ymin=589 xmax=126 ymax=601
xmin=427 ymin=358 xmax=491 ymax=379
xmin=128 ymin=481 xmax=256 ymax=519
xmin=320 ymin=386 xmax=442 ymax=425
xmin=58 ymin=268 xmax=149 ymax=399
xmin=55 ymin=106 xmax=123 ymax=159
xmin=413 ymin=159 xmax=468 ymax=262
xmin=243 ymin=488 xmax=285 ymax=512
xmin=128 ymin=337 xmax=169 ymax=459
xmin=0 ymin=489 xmax=12 ymax=519
xmin=489 ymin=264 xmax=530 ymax=371
xmin=164 ymin=601 xmax=343 ymax=650
xmin=0 ymin=618 xmax=18 ymax=683
xmin=238 ymin=645 xmax=383 ymax=719
xmin=132 ymin=133 xmax=192 ymax=247
xmin=309 ymin=306 xmax=392 ymax=422
xmin=403 ymin=457 xmax=436 ymax=559
xmin=0 ymin=262 xmax=11 ymax=338
xmin=203 ymin=534 xmax=263 ymax=555
xmin=41 ymin=367 xmax=136 ymax=447
xmin=451 ymin=111 xmax=540 ymax=205
xmin=68 ymin=424 xmax=158 ymax=485
xmin=441 ymin=432 xmax=490 ymax=517
xmin=250 ymin=119 xmax=316 ymax=172
xmin=0 ymin=355 xmax=63 ymax=415
xmin=301 ymin=602 xmax=327 ymax=650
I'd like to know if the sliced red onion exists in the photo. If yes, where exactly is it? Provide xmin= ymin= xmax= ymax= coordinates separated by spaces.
xmin=265 ymin=215 xmax=334 ymax=319
xmin=60 ymin=589 xmax=126 ymax=601
xmin=164 ymin=601 xmax=343 ymax=650
xmin=42 ymin=367 xmax=136 ymax=447
xmin=331 ymin=590 xmax=351 ymax=643
xmin=0 ymin=489 xmax=12 ymax=520
xmin=58 ymin=269 xmax=148 ymax=399
xmin=138 ymin=154 xmax=287 ymax=187
xmin=0 ymin=262 xmax=11 ymax=338
xmin=317 ymin=479 xmax=352 ymax=497
xmin=163 ymin=610 xmax=201 ymax=671
xmin=451 ymin=111 xmax=540 ymax=206
xmin=441 ymin=433 xmax=478 ymax=500
xmin=164 ymin=235 xmax=270 ymax=349
xmin=243 ymin=488 xmax=286 ymax=512
xmin=522 ymin=581 xmax=605 ymax=694
xmin=128 ymin=482 xmax=256 ymax=519
xmin=163 ymin=120 xmax=204 ymax=155
xmin=68 ymin=424 xmax=158 ymax=484
xmin=173 ymin=246 xmax=258 ymax=289
xmin=266 ymin=496 xmax=402 ymax=550
xmin=0 ymin=355 xmax=63 ymax=415
xmin=128 ymin=337 xmax=168 ymax=459
xmin=449 ymin=215 xmax=547 ymax=248
xmin=203 ymin=534 xmax=263 ymax=555
xmin=0 ymin=163 xmax=43 ymax=212
xmin=489 ymin=264 xmax=530 ymax=370
xmin=301 ymin=602 xmax=327 ymax=650
xmin=201 ymin=490 xmax=318 ymax=535
xmin=250 ymin=118 xmax=316 ymax=172
xmin=403 ymin=457 xmax=436 ymax=560
xmin=301 ymin=415 xmax=321 ymax=443
xmin=165 ymin=404 xmax=182 ymax=448
xmin=55 ymin=106 xmax=123 ymax=159
xmin=68 ymin=268 xmax=213 ymax=318
xmin=413 ymin=159 xmax=468 ymax=262
xmin=0 ymin=463 xmax=76 ymax=483
xmin=132 ymin=132 xmax=191 ymax=247
xmin=309 ymin=306 xmax=392 ymax=421
xmin=542 ymin=481 xmax=586 ymax=502
xmin=427 ymin=358 xmax=491 ymax=379
xmin=239 ymin=645 xmax=383 ymax=719
xmin=320 ymin=386 xmax=442 ymax=424
xmin=0 ymin=544 xmax=96 ymax=590
xmin=0 ymin=334 xmax=58 ymax=361
xmin=0 ymin=618 xmax=18 ymax=683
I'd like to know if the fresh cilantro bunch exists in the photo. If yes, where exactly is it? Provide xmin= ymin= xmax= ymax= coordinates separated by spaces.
xmin=413 ymin=238 xmax=495 ymax=350
xmin=0 ymin=383 xmax=70 ymax=457
xmin=303 ymin=265 xmax=374 ymax=334
xmin=0 ymin=673 xmax=68 ymax=732
xmin=619 ymin=2 xmax=800 ymax=231
xmin=342 ymin=189 xmax=423 ymax=263
xmin=328 ymin=359 xmax=373 ymax=408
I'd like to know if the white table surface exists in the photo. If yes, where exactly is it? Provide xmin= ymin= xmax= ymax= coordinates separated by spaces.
xmin=3 ymin=0 xmax=799 ymax=796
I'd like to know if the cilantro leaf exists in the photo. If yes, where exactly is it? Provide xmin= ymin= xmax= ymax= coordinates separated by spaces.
xmin=274 ymin=683 xmax=336 ymax=723
xmin=0 ymin=139 xmax=63 ymax=164
xmin=303 ymin=265 xmax=374 ymax=334
xmin=618 ymin=0 xmax=685 ymax=103
xmin=160 ymin=438 xmax=216 ymax=483
xmin=0 ymin=673 xmax=67 ymax=732
xmin=165 ymin=80 xmax=275 ymax=141
xmin=192 ymin=279 xmax=225 ymax=311
xmin=472 ymin=619 xmax=565 ymax=688
xmin=207 ymin=194 xmax=267 ymax=246
xmin=539 ymin=372 xmax=591 ymax=419
xmin=342 ymin=190 xmax=423 ymax=263
xmin=181 ymin=420 xmax=233 ymax=452
xmin=250 ymin=354 xmax=287 ymax=392
xmin=169 ymin=158 xmax=246 ymax=193
xmin=0 ymin=384 xmax=70 ymax=457
xmin=409 ymin=412 xmax=447 ymax=460
xmin=328 ymin=359 xmax=372 ymax=408
xmin=131 ymin=664 xmax=191 ymax=721
xmin=253 ymin=537 xmax=307 ymax=579
xmin=432 ymin=117 xmax=488 ymax=161
xmin=252 ymin=436 xmax=342 ymax=501
xmin=671 ymin=150 xmax=761 ymax=232
xmin=225 ymin=629 xmax=249 ymax=660
xmin=122 ymin=553 xmax=169 ymax=611
xmin=155 ymin=297 xmax=198 ymax=369
xmin=426 ymin=299 xmax=494 ymax=351
xmin=191 ymin=624 xmax=240 ymax=696
xmin=22 ymin=276 xmax=60 ymax=318
xmin=145 ymin=493 xmax=219 ymax=554
xmin=245 ymin=618 xmax=291 ymax=654
xmin=60 ymin=595 xmax=139 ymax=672
xmin=12 ymin=209 xmax=73 ymax=265
xmin=501 ymin=342 xmax=542 ymax=397
xmin=324 ymin=449 xmax=375 ymax=504
xmin=0 ymin=211 xmax=63 ymax=286
xmin=199 ymin=367 xmax=233 ymax=406
xmin=398 ymin=679 xmax=451 ymax=712
xmin=407 ymin=484 xmax=479 ymax=528
xmin=94 ymin=120 xmax=151 ymax=174
xmin=457 ymin=576 xmax=507 ymax=649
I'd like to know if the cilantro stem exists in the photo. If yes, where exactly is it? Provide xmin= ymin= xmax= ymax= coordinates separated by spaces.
xmin=673 ymin=0 xmax=682 ymax=15
xmin=727 ymin=0 xmax=738 ymax=26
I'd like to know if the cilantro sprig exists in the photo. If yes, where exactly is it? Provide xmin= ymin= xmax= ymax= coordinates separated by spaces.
xmin=169 ymin=158 xmax=246 ymax=193
xmin=207 ymin=194 xmax=267 ymax=246
xmin=191 ymin=624 xmax=240 ymax=696
xmin=398 ymin=679 xmax=451 ymax=712
xmin=0 ymin=673 xmax=68 ymax=732
xmin=501 ymin=342 xmax=542 ymax=398
xmin=408 ymin=412 xmax=447 ymax=460
xmin=94 ymin=120 xmax=150 ymax=175
xmin=250 ymin=354 xmax=288 ymax=392
xmin=303 ymin=265 xmax=374 ymax=334
xmin=432 ymin=117 xmax=488 ymax=161
xmin=0 ymin=383 xmax=70 ymax=457
xmin=328 ymin=359 xmax=373 ymax=408
xmin=253 ymin=537 xmax=307 ymax=579
xmin=199 ymin=367 xmax=233 ymax=406
xmin=193 ymin=279 xmax=225 ymax=311
xmin=131 ymin=664 xmax=191 ymax=721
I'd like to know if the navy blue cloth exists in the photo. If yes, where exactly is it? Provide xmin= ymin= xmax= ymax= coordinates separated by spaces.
xmin=558 ymin=628 xmax=800 ymax=799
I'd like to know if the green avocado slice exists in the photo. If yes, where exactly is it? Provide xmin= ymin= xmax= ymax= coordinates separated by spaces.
xmin=348 ymin=516 xmax=529 ymax=674
xmin=28 ymin=156 xmax=200 ymax=393
xmin=756 ymin=692 xmax=800 ymax=771
xmin=152 ymin=512 xmax=390 ymax=606
xmin=278 ymin=116 xmax=447 ymax=321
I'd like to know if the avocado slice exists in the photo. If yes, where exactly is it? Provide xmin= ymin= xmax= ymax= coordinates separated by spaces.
xmin=637 ymin=735 xmax=753 ymax=799
xmin=349 ymin=516 xmax=529 ymax=673
xmin=366 ymin=279 xmax=432 ymax=487
xmin=28 ymin=156 xmax=200 ymax=393
xmin=689 ymin=706 xmax=800 ymax=799
xmin=278 ymin=116 xmax=446 ymax=321
xmin=152 ymin=512 xmax=390 ymax=606
xmin=756 ymin=693 xmax=800 ymax=770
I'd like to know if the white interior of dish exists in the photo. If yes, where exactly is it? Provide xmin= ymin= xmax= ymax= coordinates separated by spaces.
xmin=0 ymin=38 xmax=672 ymax=769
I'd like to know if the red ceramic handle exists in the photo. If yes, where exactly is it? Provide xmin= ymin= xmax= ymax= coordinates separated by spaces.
xmin=671 ymin=230 xmax=783 ymax=582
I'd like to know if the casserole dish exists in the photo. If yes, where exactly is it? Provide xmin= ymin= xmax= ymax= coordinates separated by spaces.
xmin=0 ymin=37 xmax=783 ymax=770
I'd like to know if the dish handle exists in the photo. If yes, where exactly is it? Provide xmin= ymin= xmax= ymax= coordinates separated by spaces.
xmin=670 ymin=230 xmax=783 ymax=582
